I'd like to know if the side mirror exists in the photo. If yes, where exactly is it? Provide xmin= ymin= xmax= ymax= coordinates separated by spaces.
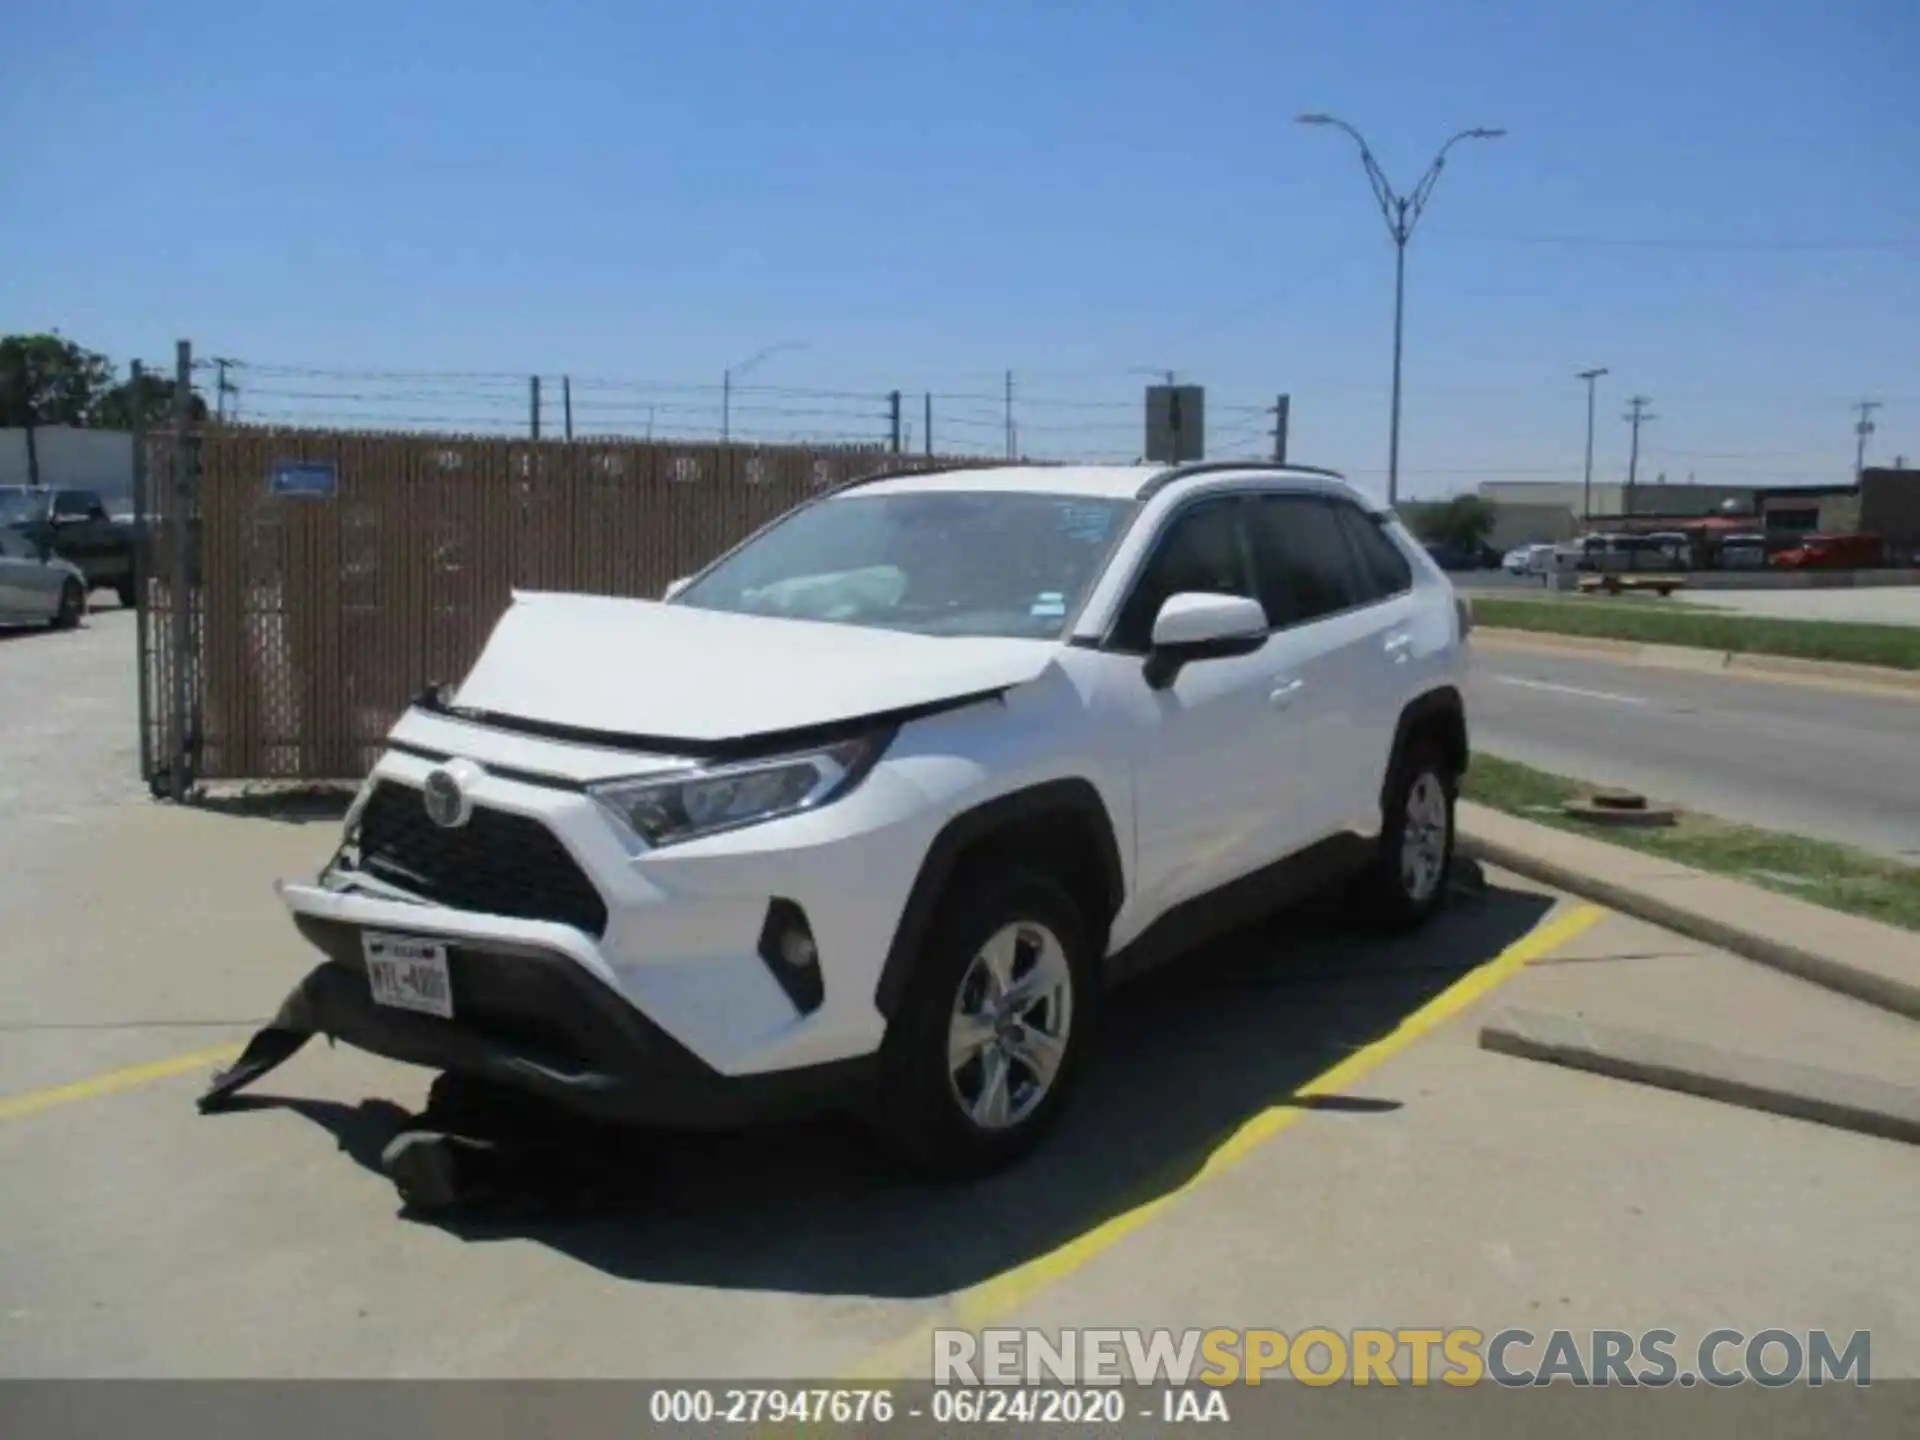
xmin=662 ymin=576 xmax=692 ymax=601
xmin=1144 ymin=592 xmax=1268 ymax=689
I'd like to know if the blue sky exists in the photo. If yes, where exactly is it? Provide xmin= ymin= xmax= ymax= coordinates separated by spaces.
xmin=4 ymin=0 xmax=1916 ymax=499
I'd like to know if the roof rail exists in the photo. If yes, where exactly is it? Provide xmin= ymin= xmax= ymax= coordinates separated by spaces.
xmin=1136 ymin=459 xmax=1348 ymax=500
xmin=822 ymin=457 xmax=1033 ymax=498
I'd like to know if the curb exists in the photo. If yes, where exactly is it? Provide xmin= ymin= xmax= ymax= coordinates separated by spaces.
xmin=1480 ymin=1007 xmax=1920 ymax=1146
xmin=1471 ymin=627 xmax=1920 ymax=697
xmin=1458 ymin=812 xmax=1920 ymax=1022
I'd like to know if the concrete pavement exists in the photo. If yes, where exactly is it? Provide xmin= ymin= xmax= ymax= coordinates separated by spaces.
xmin=864 ymin=906 xmax=1920 ymax=1381
xmin=1467 ymin=640 xmax=1920 ymax=860
xmin=3 ymin=606 xmax=1915 ymax=1383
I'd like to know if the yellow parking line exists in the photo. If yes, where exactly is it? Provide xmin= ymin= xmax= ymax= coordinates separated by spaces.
xmin=0 ymin=1043 xmax=243 ymax=1123
xmin=842 ymin=901 xmax=1608 ymax=1381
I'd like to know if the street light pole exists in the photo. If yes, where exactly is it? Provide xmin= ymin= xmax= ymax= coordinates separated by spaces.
xmin=1577 ymin=367 xmax=1609 ymax=523
xmin=722 ymin=342 xmax=807 ymax=443
xmin=1298 ymin=114 xmax=1505 ymax=508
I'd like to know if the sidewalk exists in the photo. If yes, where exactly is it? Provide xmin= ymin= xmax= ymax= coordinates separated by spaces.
xmin=1459 ymin=801 xmax=1920 ymax=1019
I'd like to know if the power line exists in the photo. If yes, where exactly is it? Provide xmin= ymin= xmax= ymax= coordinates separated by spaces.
xmin=1461 ymin=233 xmax=1920 ymax=252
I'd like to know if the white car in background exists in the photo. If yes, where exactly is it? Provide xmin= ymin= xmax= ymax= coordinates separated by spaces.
xmin=0 ymin=526 xmax=89 ymax=630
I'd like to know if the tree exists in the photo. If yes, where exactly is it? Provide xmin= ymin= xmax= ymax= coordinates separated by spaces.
xmin=1410 ymin=494 xmax=1498 ymax=552
xmin=90 ymin=372 xmax=209 ymax=430
xmin=0 ymin=332 xmax=115 ymax=487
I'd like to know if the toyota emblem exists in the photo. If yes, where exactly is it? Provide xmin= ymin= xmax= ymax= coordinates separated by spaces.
xmin=421 ymin=763 xmax=478 ymax=828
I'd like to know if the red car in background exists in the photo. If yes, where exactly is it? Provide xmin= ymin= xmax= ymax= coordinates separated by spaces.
xmin=1770 ymin=533 xmax=1886 ymax=569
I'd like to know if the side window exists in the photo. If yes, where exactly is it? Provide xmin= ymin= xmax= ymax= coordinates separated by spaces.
xmin=1110 ymin=498 xmax=1257 ymax=652
xmin=1249 ymin=495 xmax=1360 ymax=627
xmin=1332 ymin=502 xmax=1413 ymax=602
xmin=53 ymin=491 xmax=93 ymax=518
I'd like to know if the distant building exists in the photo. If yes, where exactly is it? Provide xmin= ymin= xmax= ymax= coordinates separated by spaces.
xmin=1475 ymin=478 xmax=1866 ymax=538
xmin=0 ymin=426 xmax=137 ymax=510
xmin=1860 ymin=467 xmax=1920 ymax=561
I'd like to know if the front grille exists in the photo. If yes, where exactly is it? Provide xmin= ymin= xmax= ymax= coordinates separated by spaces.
xmin=353 ymin=781 xmax=610 ymax=938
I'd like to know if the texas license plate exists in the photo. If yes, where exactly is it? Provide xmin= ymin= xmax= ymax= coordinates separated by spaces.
xmin=363 ymin=933 xmax=453 ymax=1019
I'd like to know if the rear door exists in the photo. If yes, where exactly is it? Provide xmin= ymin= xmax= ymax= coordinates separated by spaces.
xmin=1243 ymin=493 xmax=1382 ymax=846
xmin=1327 ymin=500 xmax=1426 ymax=805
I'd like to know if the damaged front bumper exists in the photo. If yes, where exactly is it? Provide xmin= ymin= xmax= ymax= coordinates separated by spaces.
xmin=199 ymin=883 xmax=873 ymax=1129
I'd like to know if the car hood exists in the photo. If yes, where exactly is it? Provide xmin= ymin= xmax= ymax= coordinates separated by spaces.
xmin=441 ymin=590 xmax=1060 ymax=747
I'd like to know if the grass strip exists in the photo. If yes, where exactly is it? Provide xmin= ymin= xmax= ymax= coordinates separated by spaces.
xmin=1469 ymin=595 xmax=1920 ymax=671
xmin=1463 ymin=753 xmax=1920 ymax=933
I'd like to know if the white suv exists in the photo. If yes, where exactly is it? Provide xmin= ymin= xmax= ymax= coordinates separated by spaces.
xmin=204 ymin=461 xmax=1471 ymax=1178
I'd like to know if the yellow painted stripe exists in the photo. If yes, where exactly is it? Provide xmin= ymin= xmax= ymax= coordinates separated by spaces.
xmin=0 ymin=1043 xmax=243 ymax=1123
xmin=842 ymin=901 xmax=1607 ymax=1381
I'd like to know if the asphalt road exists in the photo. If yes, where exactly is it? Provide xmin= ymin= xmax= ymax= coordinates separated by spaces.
xmin=1469 ymin=643 xmax=1920 ymax=861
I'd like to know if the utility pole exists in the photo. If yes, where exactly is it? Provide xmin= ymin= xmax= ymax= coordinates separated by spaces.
xmin=1298 ymin=114 xmax=1505 ymax=507
xmin=888 ymin=390 xmax=902 ymax=453
xmin=1623 ymin=395 xmax=1654 ymax=511
xmin=923 ymin=392 xmax=933 ymax=457
xmin=529 ymin=376 xmax=541 ymax=440
xmin=1853 ymin=400 xmax=1881 ymax=482
xmin=1271 ymin=394 xmax=1291 ymax=463
xmin=1576 ymin=367 xmax=1608 ymax=523
xmin=562 ymin=376 xmax=573 ymax=441
xmin=208 ymin=357 xmax=241 ymax=422
xmin=1003 ymin=371 xmax=1014 ymax=459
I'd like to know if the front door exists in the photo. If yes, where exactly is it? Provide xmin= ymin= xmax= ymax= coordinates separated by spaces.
xmin=1102 ymin=494 xmax=1312 ymax=932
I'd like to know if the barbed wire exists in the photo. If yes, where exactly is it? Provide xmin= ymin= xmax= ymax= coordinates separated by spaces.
xmin=164 ymin=352 xmax=1908 ymax=486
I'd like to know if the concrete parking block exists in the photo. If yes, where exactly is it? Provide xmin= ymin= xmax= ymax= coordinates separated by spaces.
xmin=1461 ymin=802 xmax=1920 ymax=1019
xmin=1480 ymin=1006 xmax=1920 ymax=1145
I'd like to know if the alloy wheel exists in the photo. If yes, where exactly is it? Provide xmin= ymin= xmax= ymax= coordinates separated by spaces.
xmin=945 ymin=920 xmax=1074 ymax=1131
xmin=1400 ymin=771 xmax=1450 ymax=904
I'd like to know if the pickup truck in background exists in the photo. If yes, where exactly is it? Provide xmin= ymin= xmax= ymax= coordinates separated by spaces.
xmin=0 ymin=486 xmax=137 ymax=607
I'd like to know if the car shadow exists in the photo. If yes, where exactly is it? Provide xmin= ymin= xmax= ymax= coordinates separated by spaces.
xmin=186 ymin=786 xmax=356 ymax=825
xmin=239 ymin=872 xmax=1554 ymax=1299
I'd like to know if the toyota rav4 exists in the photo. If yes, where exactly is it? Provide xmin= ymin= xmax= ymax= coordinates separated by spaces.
xmin=204 ymin=460 xmax=1472 ymax=1178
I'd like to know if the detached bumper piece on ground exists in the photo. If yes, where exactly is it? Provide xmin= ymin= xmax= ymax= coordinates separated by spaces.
xmin=201 ymin=975 xmax=656 ymax=1215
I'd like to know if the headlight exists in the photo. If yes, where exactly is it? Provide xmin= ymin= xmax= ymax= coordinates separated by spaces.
xmin=589 ymin=733 xmax=888 ymax=848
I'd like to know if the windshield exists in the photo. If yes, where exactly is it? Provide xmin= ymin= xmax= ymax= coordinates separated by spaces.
xmin=0 ymin=489 xmax=47 ymax=526
xmin=674 ymin=490 xmax=1136 ymax=638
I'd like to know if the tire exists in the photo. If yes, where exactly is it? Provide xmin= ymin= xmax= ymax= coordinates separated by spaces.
xmin=875 ymin=867 xmax=1095 ymax=1179
xmin=1353 ymin=739 xmax=1457 ymax=932
xmin=50 ymin=579 xmax=84 ymax=631
xmin=115 ymin=577 xmax=136 ymax=609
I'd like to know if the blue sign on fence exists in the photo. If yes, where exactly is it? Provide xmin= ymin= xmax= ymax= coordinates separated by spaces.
xmin=269 ymin=460 xmax=339 ymax=498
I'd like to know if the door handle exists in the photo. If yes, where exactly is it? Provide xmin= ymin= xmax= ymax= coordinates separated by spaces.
xmin=1269 ymin=679 xmax=1305 ymax=710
